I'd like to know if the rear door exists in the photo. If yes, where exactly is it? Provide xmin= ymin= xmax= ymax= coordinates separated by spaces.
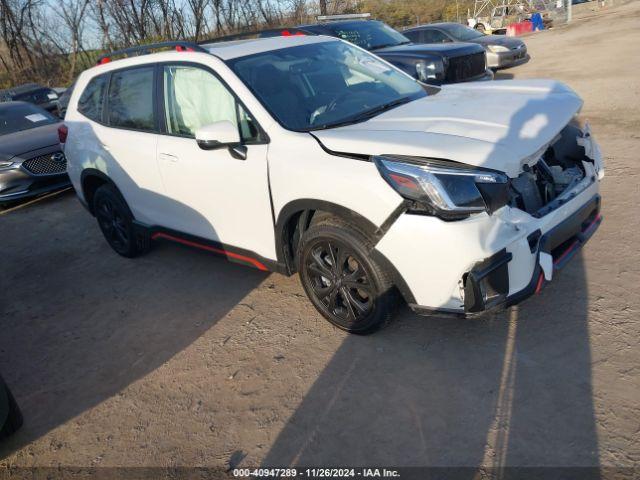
xmin=155 ymin=63 xmax=275 ymax=260
xmin=99 ymin=65 xmax=167 ymax=225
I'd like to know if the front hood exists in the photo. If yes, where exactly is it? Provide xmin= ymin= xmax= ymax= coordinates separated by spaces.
xmin=473 ymin=35 xmax=524 ymax=49
xmin=312 ymin=80 xmax=582 ymax=178
xmin=0 ymin=122 xmax=60 ymax=160
xmin=375 ymin=42 xmax=484 ymax=58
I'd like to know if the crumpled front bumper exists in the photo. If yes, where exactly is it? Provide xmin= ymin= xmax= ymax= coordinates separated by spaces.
xmin=463 ymin=194 xmax=601 ymax=313
xmin=375 ymin=143 xmax=604 ymax=316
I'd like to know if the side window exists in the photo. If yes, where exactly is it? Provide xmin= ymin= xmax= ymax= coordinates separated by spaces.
xmin=403 ymin=30 xmax=420 ymax=43
xmin=163 ymin=65 xmax=261 ymax=142
xmin=107 ymin=67 xmax=155 ymax=131
xmin=423 ymin=30 xmax=449 ymax=43
xmin=78 ymin=75 xmax=108 ymax=122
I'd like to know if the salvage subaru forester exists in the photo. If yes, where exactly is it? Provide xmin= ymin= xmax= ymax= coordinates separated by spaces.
xmin=62 ymin=36 xmax=604 ymax=334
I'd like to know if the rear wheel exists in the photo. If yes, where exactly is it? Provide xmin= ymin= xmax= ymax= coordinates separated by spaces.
xmin=93 ymin=184 xmax=149 ymax=258
xmin=298 ymin=219 xmax=397 ymax=334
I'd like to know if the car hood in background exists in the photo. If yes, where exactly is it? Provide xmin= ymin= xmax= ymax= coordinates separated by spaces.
xmin=472 ymin=35 xmax=525 ymax=49
xmin=312 ymin=80 xmax=582 ymax=178
xmin=0 ymin=122 xmax=61 ymax=161
xmin=374 ymin=41 xmax=485 ymax=58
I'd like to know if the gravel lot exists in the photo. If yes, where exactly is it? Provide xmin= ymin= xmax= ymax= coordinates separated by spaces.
xmin=1 ymin=2 xmax=639 ymax=477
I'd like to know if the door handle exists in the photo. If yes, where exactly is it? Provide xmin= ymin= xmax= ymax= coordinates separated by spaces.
xmin=159 ymin=153 xmax=178 ymax=163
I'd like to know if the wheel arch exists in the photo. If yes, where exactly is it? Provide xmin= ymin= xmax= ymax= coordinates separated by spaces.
xmin=275 ymin=199 xmax=380 ymax=275
xmin=80 ymin=168 xmax=120 ymax=216
xmin=274 ymin=200 xmax=414 ymax=305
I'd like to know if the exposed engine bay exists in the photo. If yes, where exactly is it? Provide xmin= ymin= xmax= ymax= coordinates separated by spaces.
xmin=509 ymin=123 xmax=597 ymax=217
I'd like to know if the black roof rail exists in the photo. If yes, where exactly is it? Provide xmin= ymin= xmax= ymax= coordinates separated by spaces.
xmin=198 ymin=27 xmax=310 ymax=45
xmin=96 ymin=41 xmax=209 ymax=65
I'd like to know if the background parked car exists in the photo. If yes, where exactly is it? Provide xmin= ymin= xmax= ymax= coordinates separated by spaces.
xmin=0 ymin=83 xmax=62 ymax=115
xmin=0 ymin=101 xmax=70 ymax=204
xmin=0 ymin=375 xmax=23 ymax=441
xmin=214 ymin=16 xmax=494 ymax=85
xmin=56 ymin=82 xmax=75 ymax=118
xmin=403 ymin=22 xmax=529 ymax=70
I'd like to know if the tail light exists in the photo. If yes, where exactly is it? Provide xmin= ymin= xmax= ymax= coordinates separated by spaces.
xmin=58 ymin=124 xmax=68 ymax=143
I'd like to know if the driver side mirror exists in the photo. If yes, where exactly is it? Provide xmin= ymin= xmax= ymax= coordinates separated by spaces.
xmin=195 ymin=121 xmax=247 ymax=160
xmin=195 ymin=121 xmax=241 ymax=150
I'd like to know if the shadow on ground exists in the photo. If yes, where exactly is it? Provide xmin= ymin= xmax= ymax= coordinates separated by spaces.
xmin=262 ymin=256 xmax=600 ymax=475
xmin=0 ymin=192 xmax=269 ymax=458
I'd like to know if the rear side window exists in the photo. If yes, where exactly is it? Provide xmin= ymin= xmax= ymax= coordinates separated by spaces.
xmin=403 ymin=30 xmax=420 ymax=43
xmin=78 ymin=75 xmax=108 ymax=122
xmin=107 ymin=67 xmax=155 ymax=131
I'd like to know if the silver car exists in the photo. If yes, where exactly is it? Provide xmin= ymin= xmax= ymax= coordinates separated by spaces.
xmin=403 ymin=22 xmax=529 ymax=69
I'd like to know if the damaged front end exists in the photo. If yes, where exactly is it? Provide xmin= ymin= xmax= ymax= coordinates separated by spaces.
xmin=463 ymin=122 xmax=604 ymax=314
xmin=508 ymin=122 xmax=604 ymax=218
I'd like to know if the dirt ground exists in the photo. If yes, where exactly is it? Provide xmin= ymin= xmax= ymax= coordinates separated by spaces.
xmin=1 ymin=1 xmax=639 ymax=477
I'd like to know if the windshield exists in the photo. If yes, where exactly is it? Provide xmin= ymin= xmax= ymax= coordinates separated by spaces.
xmin=228 ymin=41 xmax=427 ymax=132
xmin=444 ymin=24 xmax=485 ymax=41
xmin=0 ymin=103 xmax=58 ymax=136
xmin=324 ymin=21 xmax=411 ymax=50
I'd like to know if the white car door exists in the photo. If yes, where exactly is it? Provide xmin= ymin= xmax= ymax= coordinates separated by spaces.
xmin=100 ymin=66 xmax=166 ymax=225
xmin=155 ymin=63 xmax=276 ymax=261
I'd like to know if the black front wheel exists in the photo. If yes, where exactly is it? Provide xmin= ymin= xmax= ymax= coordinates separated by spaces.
xmin=298 ymin=219 xmax=397 ymax=334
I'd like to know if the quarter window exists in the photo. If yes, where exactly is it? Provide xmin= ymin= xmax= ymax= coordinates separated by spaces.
xmin=162 ymin=65 xmax=261 ymax=142
xmin=107 ymin=67 xmax=155 ymax=131
xmin=78 ymin=75 xmax=108 ymax=122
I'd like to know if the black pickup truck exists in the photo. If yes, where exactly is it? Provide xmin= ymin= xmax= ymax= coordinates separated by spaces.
xmin=212 ymin=17 xmax=493 ymax=85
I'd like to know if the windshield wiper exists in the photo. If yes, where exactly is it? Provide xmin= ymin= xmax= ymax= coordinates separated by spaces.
xmin=311 ymin=96 xmax=415 ymax=131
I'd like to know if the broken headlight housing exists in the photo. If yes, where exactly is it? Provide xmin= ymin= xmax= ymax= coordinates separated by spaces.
xmin=374 ymin=155 xmax=510 ymax=220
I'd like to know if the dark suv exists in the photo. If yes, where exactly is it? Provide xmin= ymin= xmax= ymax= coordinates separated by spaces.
xmin=211 ymin=18 xmax=493 ymax=85
xmin=0 ymin=83 xmax=61 ymax=115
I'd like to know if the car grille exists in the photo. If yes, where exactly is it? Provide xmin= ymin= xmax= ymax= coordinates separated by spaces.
xmin=22 ymin=152 xmax=67 ymax=175
xmin=446 ymin=52 xmax=486 ymax=83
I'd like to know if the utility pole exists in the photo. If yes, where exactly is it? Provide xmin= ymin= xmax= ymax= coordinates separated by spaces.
xmin=567 ymin=0 xmax=572 ymax=22
xmin=320 ymin=0 xmax=327 ymax=15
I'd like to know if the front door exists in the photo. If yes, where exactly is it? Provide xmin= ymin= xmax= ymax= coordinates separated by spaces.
xmin=155 ymin=64 xmax=276 ymax=261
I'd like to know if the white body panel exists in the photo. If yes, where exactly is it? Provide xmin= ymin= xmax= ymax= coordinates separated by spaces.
xmin=314 ymin=80 xmax=583 ymax=178
xmin=63 ymin=36 xmax=603 ymax=315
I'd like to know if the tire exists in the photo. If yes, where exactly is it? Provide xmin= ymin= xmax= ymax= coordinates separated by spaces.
xmin=0 ymin=382 xmax=23 ymax=440
xmin=297 ymin=218 xmax=397 ymax=334
xmin=93 ymin=184 xmax=149 ymax=258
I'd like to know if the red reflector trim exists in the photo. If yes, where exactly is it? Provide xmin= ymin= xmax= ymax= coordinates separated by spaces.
xmin=389 ymin=173 xmax=420 ymax=191
xmin=175 ymin=46 xmax=195 ymax=52
xmin=534 ymin=272 xmax=545 ymax=294
xmin=553 ymin=240 xmax=579 ymax=266
xmin=151 ymin=232 xmax=268 ymax=271
xmin=98 ymin=57 xmax=111 ymax=65
xmin=58 ymin=124 xmax=68 ymax=143
xmin=582 ymin=214 xmax=602 ymax=236
xmin=281 ymin=30 xmax=292 ymax=36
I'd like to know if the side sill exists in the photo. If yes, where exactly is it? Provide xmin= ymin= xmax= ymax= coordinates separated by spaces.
xmin=133 ymin=221 xmax=287 ymax=275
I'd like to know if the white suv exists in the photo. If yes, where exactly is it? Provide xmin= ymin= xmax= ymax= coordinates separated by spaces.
xmin=62 ymin=36 xmax=604 ymax=334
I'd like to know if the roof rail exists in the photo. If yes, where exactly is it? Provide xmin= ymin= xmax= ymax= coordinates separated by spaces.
xmin=198 ymin=27 xmax=308 ymax=45
xmin=96 ymin=41 xmax=209 ymax=65
xmin=316 ymin=13 xmax=371 ymax=21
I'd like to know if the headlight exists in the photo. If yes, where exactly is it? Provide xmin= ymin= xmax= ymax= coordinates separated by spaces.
xmin=415 ymin=60 xmax=444 ymax=82
xmin=0 ymin=160 xmax=16 ymax=170
xmin=374 ymin=155 xmax=510 ymax=220
xmin=487 ymin=44 xmax=510 ymax=53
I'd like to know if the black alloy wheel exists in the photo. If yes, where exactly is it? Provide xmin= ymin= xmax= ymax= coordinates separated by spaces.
xmin=305 ymin=240 xmax=375 ymax=323
xmin=299 ymin=219 xmax=396 ymax=334
xmin=93 ymin=184 xmax=148 ymax=258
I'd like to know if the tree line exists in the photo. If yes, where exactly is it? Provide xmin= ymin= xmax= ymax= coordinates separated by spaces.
xmin=0 ymin=0 xmax=472 ymax=89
